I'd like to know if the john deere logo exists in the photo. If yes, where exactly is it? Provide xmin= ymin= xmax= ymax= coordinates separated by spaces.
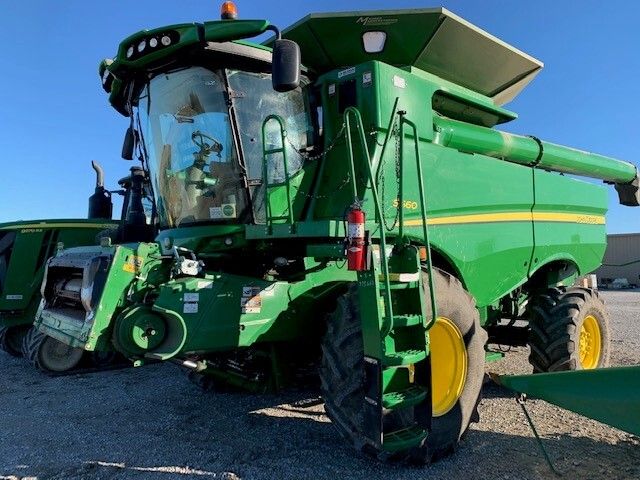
xmin=356 ymin=16 xmax=398 ymax=26
xmin=222 ymin=204 xmax=236 ymax=218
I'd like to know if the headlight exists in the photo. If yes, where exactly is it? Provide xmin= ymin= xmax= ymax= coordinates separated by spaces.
xmin=123 ymin=31 xmax=177 ymax=61
xmin=362 ymin=31 xmax=387 ymax=53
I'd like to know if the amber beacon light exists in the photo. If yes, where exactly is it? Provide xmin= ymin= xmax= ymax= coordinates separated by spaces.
xmin=220 ymin=1 xmax=238 ymax=20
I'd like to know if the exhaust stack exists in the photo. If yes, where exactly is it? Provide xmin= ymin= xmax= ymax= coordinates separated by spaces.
xmin=88 ymin=161 xmax=113 ymax=219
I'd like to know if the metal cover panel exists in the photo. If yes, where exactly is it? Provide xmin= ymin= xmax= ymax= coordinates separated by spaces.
xmin=273 ymin=8 xmax=543 ymax=105
xmin=415 ymin=14 xmax=542 ymax=103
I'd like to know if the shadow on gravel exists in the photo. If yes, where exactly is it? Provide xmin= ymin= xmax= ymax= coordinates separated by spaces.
xmin=4 ymin=381 xmax=640 ymax=480
xmin=5 ymin=416 xmax=640 ymax=480
xmin=2 ymin=358 xmax=639 ymax=480
xmin=450 ymin=428 xmax=640 ymax=480
xmin=482 ymin=378 xmax=519 ymax=400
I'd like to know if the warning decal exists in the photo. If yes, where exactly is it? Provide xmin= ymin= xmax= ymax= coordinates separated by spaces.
xmin=241 ymin=286 xmax=263 ymax=314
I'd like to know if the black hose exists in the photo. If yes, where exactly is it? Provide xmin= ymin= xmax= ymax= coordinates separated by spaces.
xmin=602 ymin=259 xmax=640 ymax=267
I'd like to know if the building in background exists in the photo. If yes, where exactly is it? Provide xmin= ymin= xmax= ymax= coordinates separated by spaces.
xmin=596 ymin=233 xmax=640 ymax=288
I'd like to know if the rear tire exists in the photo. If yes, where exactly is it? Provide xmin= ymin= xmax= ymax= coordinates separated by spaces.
xmin=22 ymin=327 xmax=84 ymax=373
xmin=0 ymin=325 xmax=29 ymax=357
xmin=320 ymin=268 xmax=487 ymax=463
xmin=527 ymin=286 xmax=610 ymax=372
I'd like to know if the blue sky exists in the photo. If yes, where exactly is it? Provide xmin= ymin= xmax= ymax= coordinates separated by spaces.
xmin=0 ymin=1 xmax=638 ymax=232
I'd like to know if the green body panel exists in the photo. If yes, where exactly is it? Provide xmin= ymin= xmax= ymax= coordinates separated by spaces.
xmin=156 ymin=221 xmax=348 ymax=252
xmin=497 ymin=366 xmax=640 ymax=436
xmin=38 ymin=240 xmax=354 ymax=356
xmin=529 ymin=170 xmax=608 ymax=279
xmin=114 ymin=19 xmax=270 ymax=70
xmin=0 ymin=219 xmax=116 ymax=328
xmin=152 ymin=260 xmax=353 ymax=354
xmin=156 ymin=225 xmax=248 ymax=254
xmin=299 ymin=60 xmax=611 ymax=306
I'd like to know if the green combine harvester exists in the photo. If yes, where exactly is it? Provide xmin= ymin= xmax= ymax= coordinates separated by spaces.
xmin=33 ymin=5 xmax=639 ymax=462
xmin=0 ymin=162 xmax=154 ymax=372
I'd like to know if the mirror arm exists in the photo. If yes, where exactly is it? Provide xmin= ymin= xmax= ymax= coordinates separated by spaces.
xmin=265 ymin=25 xmax=282 ymax=41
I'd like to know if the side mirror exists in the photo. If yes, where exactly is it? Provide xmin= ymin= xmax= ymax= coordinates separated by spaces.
xmin=272 ymin=39 xmax=300 ymax=93
xmin=122 ymin=126 xmax=135 ymax=160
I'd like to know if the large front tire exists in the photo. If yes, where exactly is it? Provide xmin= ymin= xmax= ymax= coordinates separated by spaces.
xmin=527 ymin=286 xmax=610 ymax=372
xmin=320 ymin=268 xmax=487 ymax=463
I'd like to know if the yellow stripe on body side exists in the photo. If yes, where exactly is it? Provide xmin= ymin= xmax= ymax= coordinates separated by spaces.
xmin=403 ymin=211 xmax=605 ymax=227
xmin=531 ymin=212 xmax=605 ymax=225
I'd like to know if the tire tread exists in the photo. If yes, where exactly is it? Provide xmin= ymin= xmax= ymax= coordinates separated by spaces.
xmin=527 ymin=286 xmax=610 ymax=372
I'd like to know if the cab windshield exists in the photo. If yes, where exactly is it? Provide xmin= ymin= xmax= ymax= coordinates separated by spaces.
xmin=137 ymin=66 xmax=315 ymax=227
xmin=138 ymin=67 xmax=244 ymax=227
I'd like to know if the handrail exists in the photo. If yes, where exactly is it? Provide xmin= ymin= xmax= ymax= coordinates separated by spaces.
xmin=398 ymin=113 xmax=438 ymax=328
xmin=374 ymin=97 xmax=400 ymax=184
xmin=261 ymin=115 xmax=294 ymax=229
xmin=343 ymin=107 xmax=394 ymax=332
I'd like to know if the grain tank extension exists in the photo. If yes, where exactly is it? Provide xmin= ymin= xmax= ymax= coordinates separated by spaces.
xmin=34 ymin=6 xmax=637 ymax=463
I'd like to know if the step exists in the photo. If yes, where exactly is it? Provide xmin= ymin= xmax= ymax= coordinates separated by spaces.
xmin=264 ymin=147 xmax=285 ymax=155
xmin=382 ymin=281 xmax=420 ymax=290
xmin=383 ymin=425 xmax=428 ymax=452
xmin=379 ymin=272 xmax=420 ymax=283
xmin=391 ymin=314 xmax=424 ymax=327
xmin=383 ymin=349 xmax=427 ymax=366
xmin=382 ymin=385 xmax=428 ymax=410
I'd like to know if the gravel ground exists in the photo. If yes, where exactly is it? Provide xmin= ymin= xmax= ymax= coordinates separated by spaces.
xmin=1 ymin=290 xmax=639 ymax=480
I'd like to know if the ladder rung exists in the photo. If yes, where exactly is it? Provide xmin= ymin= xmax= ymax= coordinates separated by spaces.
xmin=383 ymin=425 xmax=427 ymax=452
xmin=383 ymin=349 xmax=427 ymax=367
xmin=382 ymin=281 xmax=420 ymax=290
xmin=390 ymin=314 xmax=424 ymax=327
xmin=382 ymin=385 xmax=428 ymax=410
xmin=264 ymin=148 xmax=286 ymax=155
xmin=379 ymin=272 xmax=420 ymax=283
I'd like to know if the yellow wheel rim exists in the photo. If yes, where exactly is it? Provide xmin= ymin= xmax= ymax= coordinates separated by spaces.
xmin=430 ymin=316 xmax=467 ymax=417
xmin=579 ymin=315 xmax=602 ymax=369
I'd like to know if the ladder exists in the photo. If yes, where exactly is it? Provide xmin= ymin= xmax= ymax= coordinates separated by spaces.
xmin=343 ymin=106 xmax=438 ymax=453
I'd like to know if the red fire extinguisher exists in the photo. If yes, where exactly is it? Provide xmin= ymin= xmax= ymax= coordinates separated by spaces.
xmin=347 ymin=203 xmax=367 ymax=271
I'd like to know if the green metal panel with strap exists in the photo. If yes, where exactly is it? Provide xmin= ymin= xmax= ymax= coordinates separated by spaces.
xmin=495 ymin=366 xmax=640 ymax=436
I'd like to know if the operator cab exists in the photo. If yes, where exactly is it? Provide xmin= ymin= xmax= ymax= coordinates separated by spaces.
xmin=136 ymin=61 xmax=316 ymax=228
